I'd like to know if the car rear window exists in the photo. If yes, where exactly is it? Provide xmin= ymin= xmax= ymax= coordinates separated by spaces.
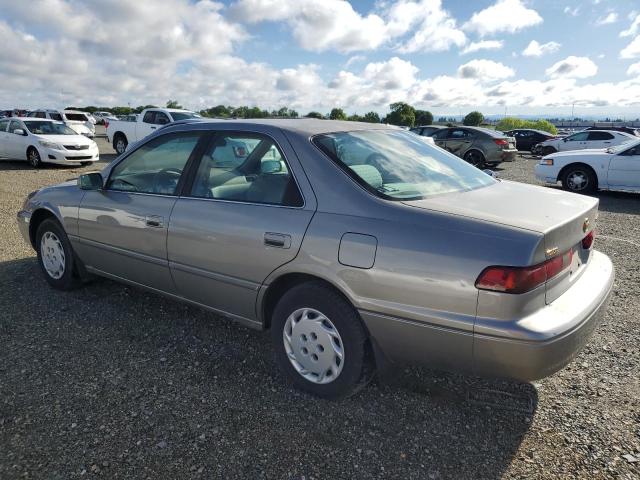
xmin=65 ymin=113 xmax=88 ymax=121
xmin=313 ymin=129 xmax=495 ymax=201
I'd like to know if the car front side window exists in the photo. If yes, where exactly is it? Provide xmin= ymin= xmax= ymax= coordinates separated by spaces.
xmin=0 ymin=119 xmax=9 ymax=132
xmin=107 ymin=132 xmax=203 ymax=195
xmin=189 ymin=133 xmax=302 ymax=207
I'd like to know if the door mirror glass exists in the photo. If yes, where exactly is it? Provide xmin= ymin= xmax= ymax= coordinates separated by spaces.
xmin=78 ymin=172 xmax=104 ymax=190
xmin=13 ymin=129 xmax=25 ymax=136
xmin=261 ymin=160 xmax=282 ymax=174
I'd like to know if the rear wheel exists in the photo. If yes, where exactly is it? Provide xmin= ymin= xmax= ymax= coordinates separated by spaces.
xmin=36 ymin=219 xmax=81 ymax=290
xmin=463 ymin=150 xmax=485 ymax=168
xmin=561 ymin=165 xmax=597 ymax=194
xmin=114 ymin=134 xmax=127 ymax=155
xmin=271 ymin=282 xmax=373 ymax=399
xmin=27 ymin=147 xmax=42 ymax=168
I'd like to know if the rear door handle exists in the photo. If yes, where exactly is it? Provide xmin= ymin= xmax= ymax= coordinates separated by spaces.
xmin=264 ymin=232 xmax=291 ymax=249
xmin=145 ymin=215 xmax=164 ymax=228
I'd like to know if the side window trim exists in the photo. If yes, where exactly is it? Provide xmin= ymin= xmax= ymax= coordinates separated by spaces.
xmin=181 ymin=130 xmax=305 ymax=209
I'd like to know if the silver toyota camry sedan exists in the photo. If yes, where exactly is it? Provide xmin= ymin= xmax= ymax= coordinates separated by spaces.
xmin=17 ymin=119 xmax=614 ymax=399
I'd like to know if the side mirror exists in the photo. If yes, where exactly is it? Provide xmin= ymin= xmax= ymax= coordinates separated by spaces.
xmin=78 ymin=172 xmax=103 ymax=190
xmin=261 ymin=160 xmax=282 ymax=174
xmin=13 ymin=129 xmax=25 ymax=136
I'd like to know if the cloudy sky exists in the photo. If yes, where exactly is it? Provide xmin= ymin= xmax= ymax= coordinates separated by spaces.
xmin=1 ymin=0 xmax=640 ymax=117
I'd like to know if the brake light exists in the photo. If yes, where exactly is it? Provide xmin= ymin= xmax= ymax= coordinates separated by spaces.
xmin=582 ymin=231 xmax=594 ymax=249
xmin=476 ymin=249 xmax=573 ymax=294
xmin=104 ymin=120 xmax=109 ymax=129
xmin=494 ymin=139 xmax=509 ymax=146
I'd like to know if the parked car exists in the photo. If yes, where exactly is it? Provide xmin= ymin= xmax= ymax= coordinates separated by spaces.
xmin=535 ymin=138 xmax=640 ymax=193
xmin=17 ymin=120 xmax=614 ymax=399
xmin=27 ymin=109 xmax=95 ymax=138
xmin=0 ymin=117 xmax=99 ymax=167
xmin=410 ymin=125 xmax=444 ymax=136
xmin=429 ymin=126 xmax=517 ymax=167
xmin=536 ymin=130 xmax=635 ymax=155
xmin=106 ymin=108 xmax=201 ymax=154
xmin=503 ymin=129 xmax=557 ymax=152
xmin=585 ymin=126 xmax=640 ymax=136
xmin=93 ymin=111 xmax=113 ymax=125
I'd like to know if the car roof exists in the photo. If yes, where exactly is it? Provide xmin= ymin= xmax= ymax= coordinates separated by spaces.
xmin=169 ymin=118 xmax=397 ymax=136
xmin=508 ymin=128 xmax=553 ymax=135
xmin=458 ymin=126 xmax=507 ymax=137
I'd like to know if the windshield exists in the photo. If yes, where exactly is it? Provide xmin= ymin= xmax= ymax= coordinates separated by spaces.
xmin=313 ymin=130 xmax=496 ymax=200
xmin=607 ymin=138 xmax=640 ymax=154
xmin=171 ymin=111 xmax=200 ymax=121
xmin=24 ymin=121 xmax=77 ymax=135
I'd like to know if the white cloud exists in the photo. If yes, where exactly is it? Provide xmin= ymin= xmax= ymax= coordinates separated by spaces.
xmin=595 ymin=12 xmax=618 ymax=25
xmin=545 ymin=56 xmax=598 ymax=79
xmin=457 ymin=59 xmax=515 ymax=81
xmin=627 ymin=62 xmax=640 ymax=76
xmin=463 ymin=0 xmax=543 ymax=36
xmin=460 ymin=40 xmax=504 ymax=55
xmin=564 ymin=6 xmax=580 ymax=16
xmin=345 ymin=55 xmax=366 ymax=68
xmin=522 ymin=40 xmax=561 ymax=57
xmin=621 ymin=36 xmax=640 ymax=59
xmin=621 ymin=13 xmax=640 ymax=37
xmin=363 ymin=57 xmax=419 ymax=90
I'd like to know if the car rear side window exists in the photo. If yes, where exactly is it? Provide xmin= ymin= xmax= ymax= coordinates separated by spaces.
xmin=107 ymin=132 xmax=203 ymax=195
xmin=189 ymin=133 xmax=303 ymax=207
xmin=587 ymin=132 xmax=614 ymax=141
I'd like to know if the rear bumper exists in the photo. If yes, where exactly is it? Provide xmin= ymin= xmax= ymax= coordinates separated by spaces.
xmin=473 ymin=250 xmax=614 ymax=380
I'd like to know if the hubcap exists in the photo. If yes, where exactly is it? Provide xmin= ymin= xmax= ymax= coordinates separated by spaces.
xmin=29 ymin=150 xmax=39 ymax=166
xmin=467 ymin=152 xmax=481 ymax=166
xmin=40 ymin=231 xmax=65 ymax=279
xmin=116 ymin=139 xmax=125 ymax=154
xmin=283 ymin=308 xmax=344 ymax=384
xmin=567 ymin=171 xmax=588 ymax=191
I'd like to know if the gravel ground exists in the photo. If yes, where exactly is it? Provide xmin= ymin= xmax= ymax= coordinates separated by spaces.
xmin=0 ymin=136 xmax=639 ymax=479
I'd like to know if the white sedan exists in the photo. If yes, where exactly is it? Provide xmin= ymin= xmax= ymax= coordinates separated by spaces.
xmin=0 ymin=118 xmax=99 ymax=168
xmin=535 ymin=139 xmax=640 ymax=193
xmin=536 ymin=130 xmax=635 ymax=155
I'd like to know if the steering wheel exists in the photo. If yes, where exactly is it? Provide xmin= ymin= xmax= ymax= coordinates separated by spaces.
xmin=153 ymin=168 xmax=182 ymax=194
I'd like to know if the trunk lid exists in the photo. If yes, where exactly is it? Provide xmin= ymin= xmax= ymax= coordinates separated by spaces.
xmin=403 ymin=180 xmax=598 ymax=303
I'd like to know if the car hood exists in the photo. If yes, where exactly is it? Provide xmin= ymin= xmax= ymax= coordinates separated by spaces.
xmin=34 ymin=134 xmax=94 ymax=145
xmin=402 ymin=180 xmax=597 ymax=236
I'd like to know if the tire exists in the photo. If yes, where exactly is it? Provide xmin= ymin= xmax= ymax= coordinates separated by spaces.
xmin=463 ymin=150 xmax=485 ymax=168
xmin=542 ymin=146 xmax=557 ymax=156
xmin=113 ymin=134 xmax=128 ymax=155
xmin=271 ymin=282 xmax=373 ymax=399
xmin=561 ymin=165 xmax=597 ymax=194
xmin=27 ymin=147 xmax=42 ymax=168
xmin=35 ymin=219 xmax=81 ymax=290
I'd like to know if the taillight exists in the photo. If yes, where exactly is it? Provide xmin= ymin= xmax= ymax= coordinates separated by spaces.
xmin=104 ymin=120 xmax=109 ymax=129
xmin=582 ymin=231 xmax=594 ymax=249
xmin=476 ymin=249 xmax=573 ymax=294
xmin=494 ymin=139 xmax=509 ymax=146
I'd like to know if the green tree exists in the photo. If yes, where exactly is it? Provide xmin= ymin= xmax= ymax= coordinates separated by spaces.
xmin=495 ymin=116 xmax=557 ymax=135
xmin=305 ymin=111 xmax=324 ymax=119
xmin=362 ymin=111 xmax=380 ymax=123
xmin=463 ymin=111 xmax=484 ymax=126
xmin=348 ymin=114 xmax=363 ymax=122
xmin=329 ymin=108 xmax=347 ymax=120
xmin=415 ymin=110 xmax=434 ymax=126
xmin=166 ymin=100 xmax=183 ymax=109
xmin=385 ymin=102 xmax=416 ymax=127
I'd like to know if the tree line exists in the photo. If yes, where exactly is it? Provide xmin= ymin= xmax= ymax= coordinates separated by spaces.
xmin=67 ymin=100 xmax=557 ymax=134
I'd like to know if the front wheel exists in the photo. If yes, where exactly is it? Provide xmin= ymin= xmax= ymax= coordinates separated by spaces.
xmin=36 ymin=219 xmax=81 ymax=290
xmin=561 ymin=165 xmax=596 ymax=194
xmin=271 ymin=282 xmax=373 ymax=399
xmin=27 ymin=148 xmax=42 ymax=168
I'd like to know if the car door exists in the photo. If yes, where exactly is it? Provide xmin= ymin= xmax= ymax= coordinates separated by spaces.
xmin=167 ymin=129 xmax=316 ymax=323
xmin=608 ymin=143 xmax=640 ymax=190
xmin=560 ymin=132 xmax=589 ymax=151
xmin=0 ymin=119 xmax=10 ymax=158
xmin=586 ymin=131 xmax=615 ymax=149
xmin=138 ymin=111 xmax=160 ymax=140
xmin=444 ymin=128 xmax=474 ymax=156
xmin=76 ymin=130 xmax=206 ymax=292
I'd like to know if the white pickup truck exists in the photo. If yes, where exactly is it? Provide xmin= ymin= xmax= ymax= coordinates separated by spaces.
xmin=106 ymin=108 xmax=201 ymax=154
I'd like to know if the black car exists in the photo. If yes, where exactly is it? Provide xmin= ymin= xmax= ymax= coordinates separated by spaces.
xmin=503 ymin=129 xmax=556 ymax=152
xmin=410 ymin=125 xmax=444 ymax=136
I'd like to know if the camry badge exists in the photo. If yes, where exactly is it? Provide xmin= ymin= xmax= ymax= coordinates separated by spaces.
xmin=583 ymin=218 xmax=590 ymax=233
xmin=546 ymin=247 xmax=560 ymax=258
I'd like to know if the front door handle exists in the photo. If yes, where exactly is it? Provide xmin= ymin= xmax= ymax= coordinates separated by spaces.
xmin=264 ymin=232 xmax=291 ymax=249
xmin=145 ymin=215 xmax=164 ymax=228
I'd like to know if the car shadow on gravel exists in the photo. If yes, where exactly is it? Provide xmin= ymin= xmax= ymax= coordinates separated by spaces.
xmin=1 ymin=257 xmax=537 ymax=479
